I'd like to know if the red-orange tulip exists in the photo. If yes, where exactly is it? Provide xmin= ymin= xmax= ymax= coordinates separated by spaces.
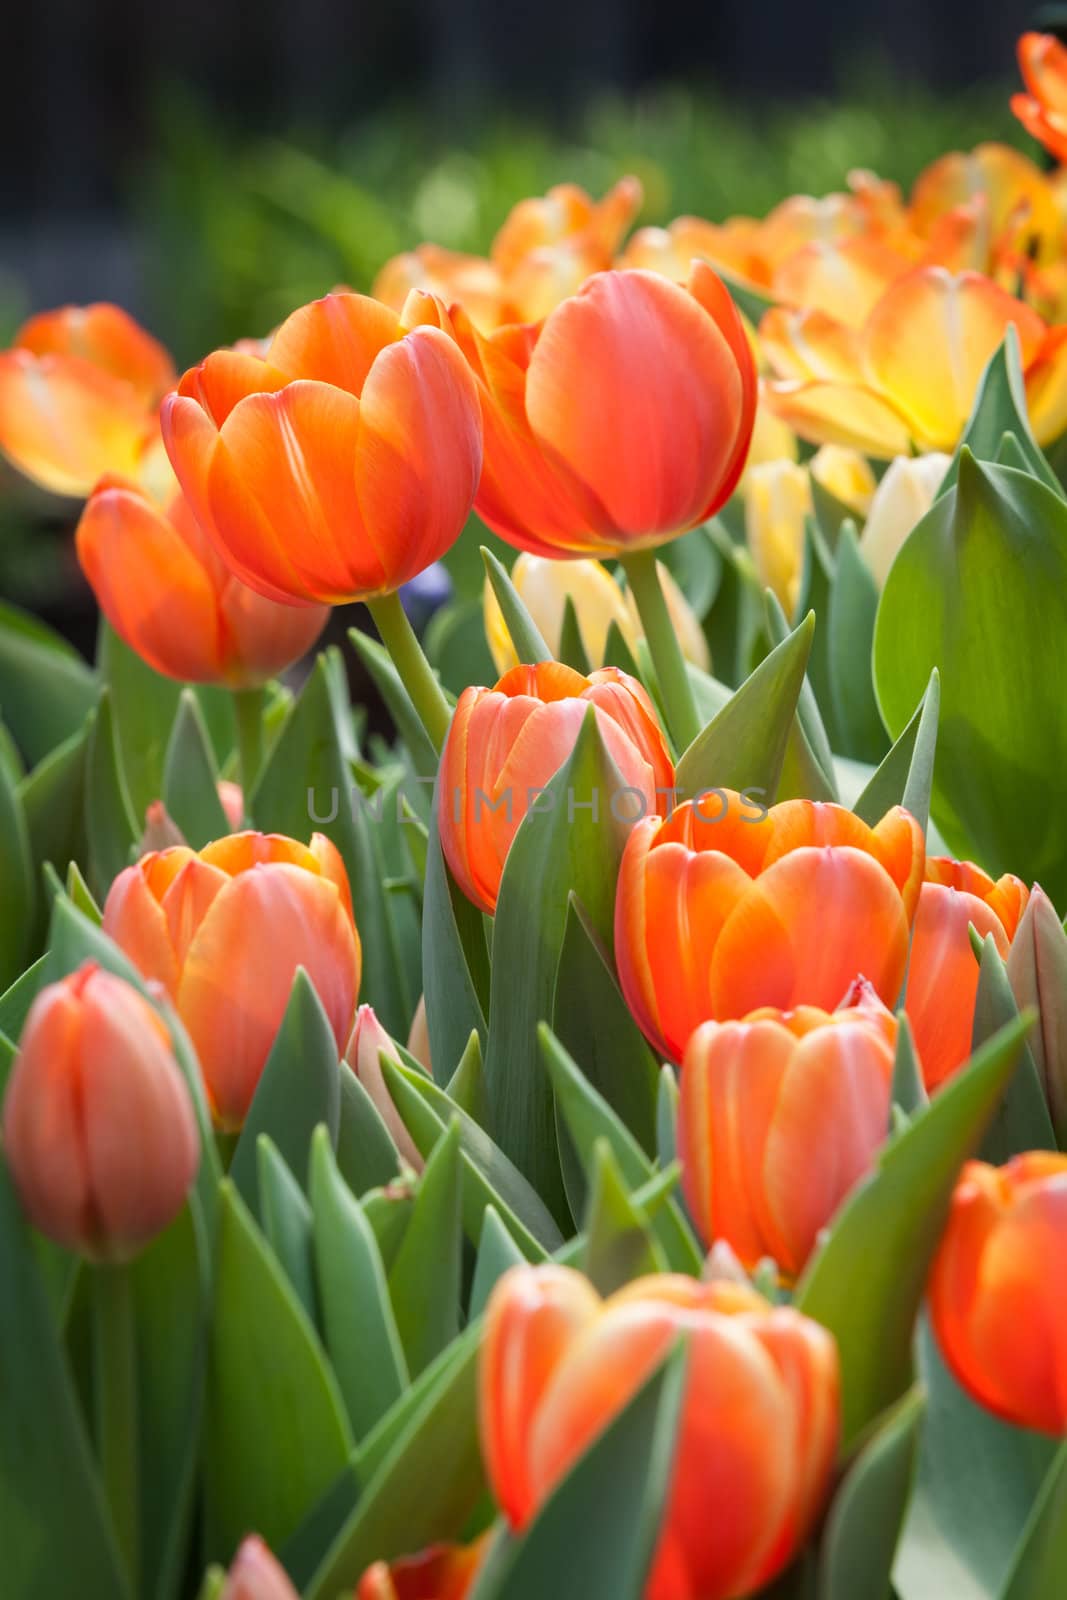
xmin=0 ymin=303 xmax=175 ymax=496
xmin=481 ymin=1265 xmax=839 ymax=1599
xmin=102 ymin=831 xmax=361 ymax=1129
xmin=221 ymin=1537 xmax=299 ymax=1599
xmin=1013 ymin=33 xmax=1067 ymax=165
xmin=905 ymin=857 xmax=1030 ymax=1091
xmin=616 ymin=792 xmax=925 ymax=1063
xmin=454 ymin=264 xmax=756 ymax=558
xmin=76 ymin=478 xmax=328 ymax=686
xmin=679 ymin=980 xmax=897 ymax=1276
xmin=439 ymin=661 xmax=674 ymax=914
xmin=929 ymin=1152 xmax=1067 ymax=1434
xmin=1 ymin=962 xmax=199 ymax=1260
xmin=345 ymin=1004 xmax=426 ymax=1171
xmin=357 ymin=1535 xmax=489 ymax=1599
xmin=161 ymin=291 xmax=483 ymax=605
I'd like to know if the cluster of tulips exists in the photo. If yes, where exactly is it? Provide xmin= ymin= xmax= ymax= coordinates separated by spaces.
xmin=3 ymin=27 xmax=1067 ymax=1600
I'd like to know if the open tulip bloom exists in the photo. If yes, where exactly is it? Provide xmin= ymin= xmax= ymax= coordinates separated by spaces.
xmin=7 ymin=28 xmax=1067 ymax=1600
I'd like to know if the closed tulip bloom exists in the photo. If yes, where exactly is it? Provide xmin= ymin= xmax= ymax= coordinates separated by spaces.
xmin=481 ymin=1265 xmax=839 ymax=1599
xmin=857 ymin=452 xmax=950 ymax=587
xmin=345 ymin=1004 xmax=425 ymax=1171
xmin=1 ymin=962 xmax=199 ymax=1261
xmin=929 ymin=1152 xmax=1067 ymax=1434
xmin=76 ymin=478 xmax=327 ymax=685
xmin=905 ymin=857 xmax=1030 ymax=1092
xmin=742 ymin=459 xmax=813 ymax=615
xmin=103 ymin=832 xmax=361 ymax=1129
xmin=1013 ymin=34 xmax=1067 ymax=165
xmin=357 ymin=1536 xmax=489 ymax=1599
xmin=616 ymin=792 xmax=925 ymax=1063
xmin=1008 ymin=887 xmax=1067 ymax=1143
xmin=0 ymin=302 xmax=175 ymax=496
xmin=679 ymin=980 xmax=897 ymax=1276
xmin=221 ymin=1538 xmax=299 ymax=1599
xmin=809 ymin=444 xmax=876 ymax=516
xmin=455 ymin=264 xmax=756 ymax=559
xmin=440 ymin=662 xmax=674 ymax=914
xmin=161 ymin=290 xmax=483 ymax=605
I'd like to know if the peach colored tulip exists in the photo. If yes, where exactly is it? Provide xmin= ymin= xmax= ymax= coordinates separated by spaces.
xmin=619 ymin=215 xmax=770 ymax=291
xmin=481 ymin=1265 xmax=839 ymax=1599
xmin=679 ymin=980 xmax=896 ymax=1276
xmin=1 ymin=962 xmax=199 ymax=1260
xmin=905 ymin=857 xmax=1030 ymax=1092
xmin=221 ymin=1537 xmax=299 ymax=1599
xmin=103 ymin=832 xmax=361 ymax=1129
xmin=439 ymin=662 xmax=674 ymax=914
xmin=357 ymin=1535 xmax=489 ymax=1599
xmin=76 ymin=477 xmax=327 ymax=685
xmin=929 ymin=1152 xmax=1067 ymax=1434
xmin=616 ymin=792 xmax=925 ymax=1063
xmin=454 ymin=263 xmax=756 ymax=558
xmin=0 ymin=302 xmax=175 ymax=496
xmin=373 ymin=245 xmax=507 ymax=335
xmin=161 ymin=290 xmax=482 ymax=605
xmin=1013 ymin=33 xmax=1067 ymax=166
xmin=345 ymin=1004 xmax=425 ymax=1171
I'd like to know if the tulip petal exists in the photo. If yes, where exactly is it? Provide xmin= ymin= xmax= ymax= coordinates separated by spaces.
xmin=0 ymin=351 xmax=152 ymax=496
xmin=764 ymin=379 xmax=914 ymax=458
xmin=268 ymin=293 xmax=401 ymax=395
xmin=905 ymin=883 xmax=1011 ymax=1090
xmin=16 ymin=303 xmax=175 ymax=405
xmin=102 ymin=864 xmax=183 ymax=996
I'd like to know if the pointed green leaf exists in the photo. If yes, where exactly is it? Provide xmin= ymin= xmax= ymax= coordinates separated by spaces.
xmin=162 ymin=689 xmax=228 ymax=846
xmin=890 ymin=1015 xmax=929 ymax=1121
xmin=481 ymin=546 xmax=552 ymax=664
xmin=347 ymin=626 xmax=438 ymax=780
xmin=941 ymin=330 xmax=1061 ymax=497
xmin=387 ymin=1121 xmax=463 ymax=1376
xmin=85 ymin=690 xmax=139 ymax=900
xmin=336 ymin=1059 xmax=402 ymax=1195
xmin=98 ymin=623 xmax=182 ymax=820
xmin=996 ymin=1441 xmax=1067 ymax=1599
xmin=470 ymin=1205 xmax=526 ymax=1319
xmin=258 ymin=1137 xmax=318 ymax=1324
xmin=559 ymin=595 xmax=592 ymax=673
xmin=446 ymin=1029 xmax=489 ymax=1121
xmin=422 ymin=797 xmax=489 ymax=1081
xmin=817 ymin=1387 xmax=923 ymax=1600
xmin=581 ymin=1139 xmax=668 ymax=1295
xmin=828 ymin=523 xmax=887 ymax=764
xmin=0 ymin=599 xmax=98 ymax=766
xmin=973 ymin=938 xmax=1055 ymax=1163
xmin=18 ymin=723 xmax=89 ymax=939
xmin=853 ymin=671 xmax=939 ymax=832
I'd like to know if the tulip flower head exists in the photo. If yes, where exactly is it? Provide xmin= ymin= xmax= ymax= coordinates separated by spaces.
xmin=929 ymin=1152 xmax=1067 ymax=1434
xmin=481 ymin=1265 xmax=839 ymax=1599
xmin=679 ymin=980 xmax=897 ymax=1276
xmin=2 ymin=962 xmax=199 ymax=1261
xmin=616 ymin=792 xmax=925 ymax=1063
xmin=1013 ymin=33 xmax=1067 ymax=166
xmin=455 ymin=263 xmax=757 ymax=558
xmin=161 ymin=290 xmax=483 ymax=605
xmin=345 ymin=1004 xmax=425 ymax=1171
xmin=221 ymin=1536 xmax=299 ymax=1599
xmin=357 ymin=1537 xmax=489 ymax=1599
xmin=103 ymin=831 xmax=361 ymax=1129
xmin=439 ymin=661 xmax=675 ymax=914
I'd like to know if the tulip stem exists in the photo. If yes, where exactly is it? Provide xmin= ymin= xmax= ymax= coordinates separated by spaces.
xmin=92 ymin=1263 xmax=139 ymax=1589
xmin=366 ymin=591 xmax=453 ymax=752
xmin=233 ymin=687 xmax=265 ymax=805
xmin=621 ymin=548 xmax=702 ymax=753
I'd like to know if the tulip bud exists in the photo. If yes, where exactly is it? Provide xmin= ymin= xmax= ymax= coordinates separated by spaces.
xmin=221 ymin=1537 xmax=299 ymax=1599
xmin=742 ymin=458 xmax=812 ymax=615
xmin=929 ymin=1152 xmax=1067 ymax=1434
xmin=809 ymin=443 xmax=877 ymax=516
xmin=1 ymin=962 xmax=200 ymax=1261
xmin=345 ymin=1005 xmax=425 ymax=1172
xmin=217 ymin=780 xmax=245 ymax=831
xmin=141 ymin=800 xmax=188 ymax=855
xmin=1007 ymin=885 xmax=1067 ymax=1141
xmin=357 ymin=1537 xmax=489 ymax=1599
xmin=481 ymin=1265 xmax=839 ymax=1597
xmin=857 ymin=452 xmax=950 ymax=587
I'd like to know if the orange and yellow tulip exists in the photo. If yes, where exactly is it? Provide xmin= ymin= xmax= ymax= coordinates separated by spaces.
xmin=1013 ymin=33 xmax=1067 ymax=167
xmin=357 ymin=1536 xmax=489 ymax=1599
xmin=905 ymin=857 xmax=1030 ymax=1091
xmin=929 ymin=1152 xmax=1067 ymax=1434
xmin=220 ymin=1537 xmax=299 ymax=1599
xmin=762 ymin=265 xmax=1067 ymax=456
xmin=102 ymin=832 xmax=361 ymax=1128
xmin=481 ymin=1265 xmax=839 ymax=1599
xmin=615 ymin=792 xmax=925 ymax=1063
xmin=440 ymin=662 xmax=673 ymax=915
xmin=76 ymin=478 xmax=328 ymax=686
xmin=910 ymin=143 xmax=1061 ymax=279
xmin=679 ymin=980 xmax=896 ymax=1276
xmin=0 ymin=302 xmax=174 ymax=496
xmin=1 ymin=962 xmax=199 ymax=1260
xmin=161 ymin=290 xmax=483 ymax=605
xmin=455 ymin=264 xmax=756 ymax=558
xmin=345 ymin=1004 xmax=425 ymax=1171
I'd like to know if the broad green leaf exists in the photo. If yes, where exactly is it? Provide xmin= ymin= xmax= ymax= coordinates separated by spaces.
xmin=162 ymin=689 xmax=229 ymax=846
xmin=469 ymin=1205 xmax=526 ymax=1318
xmin=98 ymin=623 xmax=182 ymax=820
xmin=998 ymin=1440 xmax=1067 ymax=1600
xmin=853 ymin=670 xmax=939 ymax=833
xmin=422 ymin=796 xmax=489 ymax=1082
xmin=336 ymin=1060 xmax=402 ymax=1195
xmin=258 ymin=1137 xmax=318 ymax=1324
xmin=829 ymin=524 xmax=887 ymax=764
xmin=387 ymin=1121 xmax=463 ymax=1376
xmin=0 ymin=599 xmax=98 ymax=765
xmin=581 ymin=1139 xmax=668 ymax=1295
xmin=817 ymin=1386 xmax=923 ymax=1600
xmin=795 ymin=1014 xmax=1033 ymax=1447
xmin=481 ymin=546 xmax=552 ymax=664
xmin=84 ymin=690 xmax=138 ymax=901
xmin=874 ymin=454 xmax=1067 ymax=899
xmin=0 ymin=730 xmax=34 ymax=987
xmin=204 ymin=1181 xmax=353 ymax=1562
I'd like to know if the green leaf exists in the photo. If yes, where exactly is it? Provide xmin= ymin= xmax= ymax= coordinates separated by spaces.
xmin=853 ymin=670 xmax=940 ymax=833
xmin=0 ymin=728 xmax=34 ymax=987
xmin=98 ymin=623 xmax=182 ymax=821
xmin=336 ymin=1060 xmax=402 ymax=1195
xmin=162 ymin=689 xmax=229 ymax=846
xmin=890 ymin=1015 xmax=929 ymax=1120
xmin=347 ymin=626 xmax=438 ymax=780
xmin=0 ymin=1156 xmax=131 ymax=1599
xmin=84 ymin=690 xmax=139 ymax=901
xmin=481 ymin=546 xmax=552 ymax=664
xmin=229 ymin=970 xmax=341 ymax=1214
xmin=829 ymin=524 xmax=887 ymax=764
xmin=581 ymin=1139 xmax=668 ymax=1295
xmin=469 ymin=1205 xmax=526 ymax=1319
xmin=997 ymin=1440 xmax=1067 ymax=1600
xmin=17 ymin=724 xmax=89 ymax=936
xmin=817 ymin=1386 xmax=923 ymax=1600
xmin=602 ymin=618 xmax=643 ymax=678
xmin=795 ymin=1013 xmax=1033 ymax=1448
xmin=941 ymin=330 xmax=1062 ymax=498
xmin=874 ymin=454 xmax=1067 ymax=898
xmin=422 ymin=799 xmax=489 ymax=1082
xmin=0 ymin=951 xmax=45 ymax=1055
xmin=551 ymin=896 xmax=660 ymax=1156
xmin=204 ymin=1180 xmax=353 ymax=1562
xmin=0 ymin=599 xmax=98 ymax=766
xmin=765 ymin=586 xmax=838 ymax=801
xmin=387 ymin=1121 xmax=463 ymax=1376
xmin=423 ymin=597 xmax=498 ymax=700
xmin=559 ymin=595 xmax=592 ymax=673
xmin=445 ymin=1028 xmax=489 ymax=1121
xmin=258 ymin=1137 xmax=318 ymax=1324
xmin=309 ymin=1127 xmax=408 ymax=1439
xmin=972 ymin=938 xmax=1056 ymax=1164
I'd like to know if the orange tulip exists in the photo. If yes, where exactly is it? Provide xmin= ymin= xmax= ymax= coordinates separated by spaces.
xmin=481 ymin=1265 xmax=839 ymax=1599
xmin=1 ymin=962 xmax=199 ymax=1260
xmin=439 ymin=662 xmax=674 ymax=914
xmin=221 ymin=1537 xmax=299 ymax=1599
xmin=357 ymin=1536 xmax=489 ymax=1599
xmin=679 ymin=979 xmax=897 ymax=1276
xmin=102 ymin=832 xmax=361 ymax=1129
xmin=1013 ymin=33 xmax=1067 ymax=166
xmin=76 ymin=477 xmax=327 ymax=686
xmin=929 ymin=1152 xmax=1067 ymax=1434
xmin=905 ymin=857 xmax=1030 ymax=1092
xmin=762 ymin=265 xmax=1067 ymax=456
xmin=910 ymin=143 xmax=1060 ymax=276
xmin=0 ymin=302 xmax=175 ymax=496
xmin=619 ymin=215 xmax=770 ymax=291
xmin=373 ymin=245 xmax=507 ymax=335
xmin=345 ymin=1004 xmax=426 ymax=1171
xmin=161 ymin=290 xmax=483 ymax=605
xmin=454 ymin=263 xmax=756 ymax=558
xmin=615 ymin=792 xmax=925 ymax=1063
